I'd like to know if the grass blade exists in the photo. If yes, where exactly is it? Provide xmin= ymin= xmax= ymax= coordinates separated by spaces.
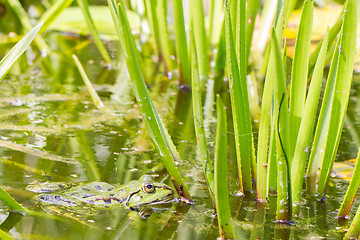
xmin=191 ymin=29 xmax=214 ymax=198
xmin=37 ymin=0 xmax=74 ymax=34
xmin=76 ymin=0 xmax=111 ymax=63
xmin=208 ymin=0 xmax=224 ymax=48
xmin=115 ymin=2 xmax=191 ymax=199
xmin=288 ymin=0 xmax=313 ymax=159
xmin=306 ymin=40 xmax=339 ymax=194
xmin=0 ymin=187 xmax=26 ymax=213
xmin=6 ymin=0 xmax=50 ymax=53
xmin=191 ymin=0 xmax=209 ymax=89
xmin=291 ymin=30 xmax=329 ymax=212
xmin=338 ymin=148 xmax=360 ymax=218
xmin=245 ymin=0 xmax=260 ymax=65
xmin=316 ymin=0 xmax=357 ymax=197
xmin=156 ymin=0 xmax=173 ymax=72
xmin=0 ymin=22 xmax=43 ymax=81
xmin=225 ymin=2 xmax=255 ymax=194
xmin=271 ymin=28 xmax=291 ymax=221
xmin=213 ymin=22 xmax=226 ymax=94
xmin=144 ymin=0 xmax=161 ymax=59
xmin=72 ymin=54 xmax=104 ymax=108
xmin=308 ymin=9 xmax=344 ymax=74
xmin=344 ymin=206 xmax=360 ymax=239
xmin=256 ymin=4 xmax=286 ymax=202
xmin=172 ymin=0 xmax=190 ymax=85
xmin=214 ymin=95 xmax=235 ymax=239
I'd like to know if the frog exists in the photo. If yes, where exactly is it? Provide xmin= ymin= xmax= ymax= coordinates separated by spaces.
xmin=26 ymin=175 xmax=175 ymax=212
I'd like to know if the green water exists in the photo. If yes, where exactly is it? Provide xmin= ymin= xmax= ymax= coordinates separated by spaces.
xmin=0 ymin=34 xmax=358 ymax=239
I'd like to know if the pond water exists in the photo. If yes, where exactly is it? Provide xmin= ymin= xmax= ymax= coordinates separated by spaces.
xmin=0 ymin=34 xmax=359 ymax=239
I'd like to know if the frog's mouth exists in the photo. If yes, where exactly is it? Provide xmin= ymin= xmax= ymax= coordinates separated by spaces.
xmin=126 ymin=186 xmax=175 ymax=207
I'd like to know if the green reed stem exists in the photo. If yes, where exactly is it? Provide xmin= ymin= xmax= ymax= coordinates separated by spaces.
xmin=271 ymin=28 xmax=291 ymax=221
xmin=115 ymin=2 xmax=191 ymax=199
xmin=0 ymin=187 xmax=26 ymax=213
xmin=288 ymin=0 xmax=313 ymax=160
xmin=308 ymin=9 xmax=344 ymax=74
xmin=245 ymin=0 xmax=260 ymax=65
xmin=72 ymin=55 xmax=104 ymax=108
xmin=316 ymin=0 xmax=357 ymax=197
xmin=0 ymin=22 xmax=43 ymax=81
xmin=344 ymin=203 xmax=360 ymax=239
xmin=306 ymin=40 xmax=339 ymax=193
xmin=213 ymin=22 xmax=226 ymax=94
xmin=6 ymin=0 xmax=51 ymax=53
xmin=144 ymin=0 xmax=161 ymax=57
xmin=190 ymin=29 xmax=214 ymax=199
xmin=225 ymin=1 xmax=254 ymax=194
xmin=156 ymin=0 xmax=173 ymax=72
xmin=208 ymin=0 xmax=224 ymax=48
xmin=76 ymin=0 xmax=111 ymax=63
xmin=191 ymin=0 xmax=209 ymax=89
xmin=37 ymin=0 xmax=74 ymax=34
xmin=214 ymin=94 xmax=235 ymax=239
xmin=172 ymin=0 xmax=190 ymax=85
xmin=291 ymin=31 xmax=329 ymax=213
xmin=256 ymin=4 xmax=285 ymax=202
xmin=338 ymin=147 xmax=360 ymax=218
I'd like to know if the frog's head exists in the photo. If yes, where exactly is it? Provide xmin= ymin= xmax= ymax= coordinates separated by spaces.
xmin=125 ymin=175 xmax=174 ymax=208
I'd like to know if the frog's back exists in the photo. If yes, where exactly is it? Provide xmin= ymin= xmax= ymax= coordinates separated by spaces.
xmin=27 ymin=181 xmax=129 ymax=208
xmin=26 ymin=181 xmax=74 ymax=193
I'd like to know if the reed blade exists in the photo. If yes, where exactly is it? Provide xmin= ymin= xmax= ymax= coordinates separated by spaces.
xmin=225 ymin=2 xmax=255 ymax=194
xmin=288 ymin=0 xmax=313 ymax=160
xmin=114 ymin=2 xmax=191 ymax=199
xmin=214 ymin=95 xmax=235 ymax=239
xmin=291 ymin=30 xmax=329 ymax=212
xmin=338 ymin=147 xmax=360 ymax=218
xmin=316 ymin=0 xmax=357 ymax=197
xmin=0 ymin=22 xmax=43 ymax=81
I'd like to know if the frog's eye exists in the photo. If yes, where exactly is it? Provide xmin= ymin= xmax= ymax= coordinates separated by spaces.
xmin=143 ymin=183 xmax=155 ymax=193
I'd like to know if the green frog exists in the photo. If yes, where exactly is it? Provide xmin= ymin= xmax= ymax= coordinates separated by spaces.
xmin=26 ymin=175 xmax=175 ymax=211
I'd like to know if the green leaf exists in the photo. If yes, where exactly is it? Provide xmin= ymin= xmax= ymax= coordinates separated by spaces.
xmin=288 ymin=0 xmax=313 ymax=159
xmin=172 ymin=0 xmax=190 ymax=84
xmin=271 ymin=28 xmax=291 ymax=221
xmin=0 ymin=187 xmax=26 ymax=213
xmin=214 ymin=95 xmax=235 ymax=239
xmin=76 ymin=0 xmax=111 ymax=63
xmin=38 ymin=0 xmax=74 ymax=34
xmin=316 ymin=0 xmax=358 ymax=197
xmin=72 ymin=54 xmax=104 ymax=108
xmin=338 ymin=147 xmax=360 ymax=218
xmin=225 ymin=2 xmax=255 ymax=194
xmin=115 ymin=2 xmax=191 ymax=199
xmin=190 ymin=29 xmax=214 ymax=199
xmin=291 ymin=30 xmax=329 ymax=212
xmin=191 ymin=0 xmax=209 ymax=89
xmin=306 ymin=39 xmax=340 ymax=194
xmin=256 ymin=3 xmax=286 ymax=202
xmin=6 ymin=0 xmax=50 ymax=52
xmin=0 ymin=22 xmax=43 ymax=81
xmin=156 ymin=0 xmax=173 ymax=71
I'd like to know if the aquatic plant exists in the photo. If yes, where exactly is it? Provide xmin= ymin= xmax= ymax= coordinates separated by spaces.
xmin=110 ymin=0 xmax=358 ymax=237
xmin=0 ymin=0 xmax=358 ymax=239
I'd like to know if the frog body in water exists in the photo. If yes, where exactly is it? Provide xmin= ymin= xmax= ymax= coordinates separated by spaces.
xmin=26 ymin=176 xmax=175 ymax=210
